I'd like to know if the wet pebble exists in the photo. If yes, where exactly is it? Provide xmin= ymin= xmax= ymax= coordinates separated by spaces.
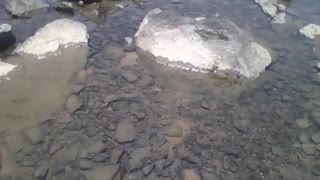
xmin=113 ymin=122 xmax=137 ymax=143
xmin=311 ymin=132 xmax=320 ymax=143
xmin=88 ymin=142 xmax=105 ymax=154
xmin=296 ymin=119 xmax=310 ymax=129
xmin=79 ymin=160 xmax=93 ymax=170
xmin=121 ymin=70 xmax=138 ymax=83
xmin=66 ymin=95 xmax=83 ymax=114
xmin=165 ymin=125 xmax=183 ymax=137
xmin=301 ymin=144 xmax=316 ymax=155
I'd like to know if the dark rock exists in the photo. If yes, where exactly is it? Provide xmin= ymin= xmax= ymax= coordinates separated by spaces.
xmin=201 ymin=100 xmax=210 ymax=110
xmin=88 ymin=142 xmax=105 ymax=154
xmin=143 ymin=163 xmax=155 ymax=176
xmin=113 ymin=122 xmax=137 ymax=143
xmin=79 ymin=160 xmax=93 ymax=170
xmin=110 ymin=149 xmax=124 ymax=163
xmin=121 ymin=70 xmax=138 ymax=83
xmin=20 ymin=124 xmax=44 ymax=145
xmin=55 ymin=2 xmax=74 ymax=15
xmin=66 ymin=95 xmax=83 ymax=114
xmin=34 ymin=163 xmax=49 ymax=179
xmin=102 ymin=44 xmax=125 ymax=60
xmin=129 ymin=148 xmax=151 ymax=171
xmin=223 ymin=156 xmax=238 ymax=172
xmin=0 ymin=24 xmax=16 ymax=51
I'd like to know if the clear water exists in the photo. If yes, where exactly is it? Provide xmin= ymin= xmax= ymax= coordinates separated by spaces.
xmin=0 ymin=0 xmax=320 ymax=179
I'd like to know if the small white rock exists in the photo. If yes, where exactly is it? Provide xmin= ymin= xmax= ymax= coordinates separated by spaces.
xmin=116 ymin=4 xmax=124 ymax=8
xmin=299 ymin=24 xmax=320 ymax=39
xmin=272 ymin=12 xmax=286 ymax=24
xmin=0 ymin=24 xmax=12 ymax=33
xmin=125 ymin=37 xmax=133 ymax=45
xmin=195 ymin=17 xmax=206 ymax=21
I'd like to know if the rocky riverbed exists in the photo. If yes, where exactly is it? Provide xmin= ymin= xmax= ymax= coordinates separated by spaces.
xmin=1 ymin=0 xmax=320 ymax=180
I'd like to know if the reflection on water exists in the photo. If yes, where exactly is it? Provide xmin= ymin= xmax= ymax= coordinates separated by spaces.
xmin=0 ymin=46 xmax=87 ymax=134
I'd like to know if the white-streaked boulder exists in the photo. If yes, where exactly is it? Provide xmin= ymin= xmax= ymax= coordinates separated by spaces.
xmin=299 ymin=24 xmax=320 ymax=39
xmin=5 ymin=0 xmax=49 ymax=17
xmin=0 ymin=61 xmax=16 ymax=78
xmin=14 ymin=19 xmax=88 ymax=59
xmin=135 ymin=9 xmax=272 ymax=79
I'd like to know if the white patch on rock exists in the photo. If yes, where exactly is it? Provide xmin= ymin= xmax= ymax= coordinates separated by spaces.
xmin=299 ymin=24 xmax=320 ymax=39
xmin=0 ymin=24 xmax=12 ymax=33
xmin=5 ymin=0 xmax=49 ymax=17
xmin=135 ymin=9 xmax=272 ymax=79
xmin=14 ymin=19 xmax=88 ymax=59
xmin=272 ymin=12 xmax=286 ymax=24
xmin=255 ymin=0 xmax=278 ymax=18
xmin=195 ymin=17 xmax=206 ymax=21
xmin=0 ymin=62 xmax=16 ymax=78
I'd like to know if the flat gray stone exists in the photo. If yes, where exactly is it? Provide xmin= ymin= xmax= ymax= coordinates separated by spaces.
xmin=66 ymin=95 xmax=83 ymax=114
xmin=20 ymin=124 xmax=44 ymax=145
xmin=301 ymin=144 xmax=316 ymax=155
xmin=79 ymin=160 xmax=93 ymax=170
xmin=113 ymin=123 xmax=137 ymax=143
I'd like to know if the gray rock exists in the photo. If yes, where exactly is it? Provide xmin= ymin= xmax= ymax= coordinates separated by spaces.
xmin=140 ymin=75 xmax=155 ymax=87
xmin=165 ymin=125 xmax=183 ymax=137
xmin=271 ymin=146 xmax=285 ymax=156
xmin=20 ymin=124 xmax=44 ymax=145
xmin=129 ymin=148 xmax=151 ymax=171
xmin=79 ymin=160 xmax=93 ymax=170
xmin=34 ymin=163 xmax=49 ymax=179
xmin=121 ymin=70 xmax=138 ymax=83
xmin=5 ymin=0 xmax=49 ymax=17
xmin=301 ymin=144 xmax=316 ymax=155
xmin=113 ymin=122 xmax=137 ymax=143
xmin=93 ymin=153 xmax=108 ymax=162
xmin=311 ymin=132 xmax=320 ymax=143
xmin=254 ymin=0 xmax=277 ymax=17
xmin=143 ymin=163 xmax=155 ymax=176
xmin=110 ymin=149 xmax=124 ymax=163
xmin=299 ymin=133 xmax=309 ymax=144
xmin=85 ymin=165 xmax=120 ymax=180
xmin=296 ymin=119 xmax=310 ymax=129
xmin=312 ymin=165 xmax=320 ymax=176
xmin=66 ymin=95 xmax=83 ymax=114
xmin=102 ymin=44 xmax=125 ymax=60
xmin=135 ymin=9 xmax=272 ymax=79
xmin=87 ymin=142 xmax=105 ymax=154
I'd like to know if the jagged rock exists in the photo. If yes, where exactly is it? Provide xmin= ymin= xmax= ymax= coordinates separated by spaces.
xmin=299 ymin=24 xmax=320 ymax=39
xmin=5 ymin=0 xmax=49 ymax=17
xmin=135 ymin=9 xmax=272 ymax=79
xmin=14 ymin=19 xmax=88 ymax=58
xmin=0 ymin=24 xmax=16 ymax=51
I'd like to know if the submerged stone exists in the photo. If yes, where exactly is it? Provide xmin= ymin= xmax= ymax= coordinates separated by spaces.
xmin=135 ymin=9 xmax=272 ymax=79
xmin=14 ymin=19 xmax=88 ymax=59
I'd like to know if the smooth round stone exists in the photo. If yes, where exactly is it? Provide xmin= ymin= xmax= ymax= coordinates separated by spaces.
xmin=296 ymin=119 xmax=310 ymax=129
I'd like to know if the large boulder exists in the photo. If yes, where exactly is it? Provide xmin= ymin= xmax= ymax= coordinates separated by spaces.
xmin=14 ymin=19 xmax=88 ymax=59
xmin=5 ymin=0 xmax=49 ymax=17
xmin=0 ymin=24 xmax=16 ymax=52
xmin=135 ymin=9 xmax=272 ymax=79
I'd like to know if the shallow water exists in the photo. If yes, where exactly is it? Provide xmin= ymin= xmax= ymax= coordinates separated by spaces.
xmin=1 ymin=0 xmax=320 ymax=179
